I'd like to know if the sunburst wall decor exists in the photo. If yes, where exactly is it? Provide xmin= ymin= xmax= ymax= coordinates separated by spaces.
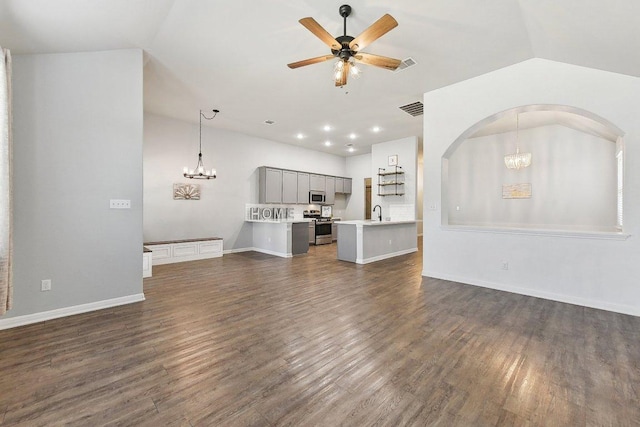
xmin=173 ymin=183 xmax=201 ymax=200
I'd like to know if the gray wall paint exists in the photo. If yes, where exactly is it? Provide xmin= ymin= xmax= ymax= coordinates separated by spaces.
xmin=7 ymin=49 xmax=144 ymax=318
xmin=423 ymin=58 xmax=640 ymax=316
xmin=447 ymin=125 xmax=617 ymax=229
xmin=344 ymin=153 xmax=371 ymax=220
xmin=372 ymin=137 xmax=418 ymax=220
xmin=143 ymin=113 xmax=347 ymax=248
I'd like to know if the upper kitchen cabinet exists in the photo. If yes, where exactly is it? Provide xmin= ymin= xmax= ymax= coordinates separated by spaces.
xmin=334 ymin=177 xmax=352 ymax=194
xmin=343 ymin=178 xmax=352 ymax=194
xmin=258 ymin=167 xmax=282 ymax=204
xmin=258 ymin=166 xmax=350 ymax=204
xmin=282 ymin=170 xmax=298 ymax=204
xmin=325 ymin=176 xmax=335 ymax=205
xmin=297 ymin=172 xmax=310 ymax=204
xmin=309 ymin=174 xmax=325 ymax=192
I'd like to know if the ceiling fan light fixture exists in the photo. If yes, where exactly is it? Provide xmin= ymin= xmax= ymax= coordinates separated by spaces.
xmin=289 ymin=5 xmax=400 ymax=87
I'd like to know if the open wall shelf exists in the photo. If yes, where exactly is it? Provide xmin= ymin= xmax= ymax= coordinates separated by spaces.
xmin=377 ymin=166 xmax=405 ymax=196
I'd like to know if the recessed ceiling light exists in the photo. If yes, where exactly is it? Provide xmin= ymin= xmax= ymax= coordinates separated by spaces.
xmin=296 ymin=133 xmax=304 ymax=139
xmin=348 ymin=147 xmax=355 ymax=153
xmin=372 ymin=126 xmax=381 ymax=132
xmin=264 ymin=120 xmax=275 ymax=125
xmin=323 ymin=125 xmax=332 ymax=131
xmin=324 ymin=141 xmax=332 ymax=146
xmin=349 ymin=133 xmax=357 ymax=140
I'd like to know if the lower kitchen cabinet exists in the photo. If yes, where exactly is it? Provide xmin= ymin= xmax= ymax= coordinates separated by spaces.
xmin=309 ymin=222 xmax=315 ymax=244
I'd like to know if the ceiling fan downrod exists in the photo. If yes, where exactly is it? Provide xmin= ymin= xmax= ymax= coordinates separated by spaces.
xmin=339 ymin=4 xmax=351 ymax=36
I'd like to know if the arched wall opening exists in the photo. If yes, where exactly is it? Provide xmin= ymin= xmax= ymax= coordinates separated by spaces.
xmin=441 ymin=104 xmax=625 ymax=232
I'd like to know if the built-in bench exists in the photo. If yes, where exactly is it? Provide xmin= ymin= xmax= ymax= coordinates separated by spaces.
xmin=144 ymin=237 xmax=223 ymax=266
xmin=143 ymin=246 xmax=152 ymax=278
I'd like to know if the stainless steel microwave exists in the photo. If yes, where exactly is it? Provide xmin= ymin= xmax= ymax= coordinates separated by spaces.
xmin=309 ymin=191 xmax=325 ymax=204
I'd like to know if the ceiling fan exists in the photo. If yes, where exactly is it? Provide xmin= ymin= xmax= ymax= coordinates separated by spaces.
xmin=288 ymin=4 xmax=401 ymax=86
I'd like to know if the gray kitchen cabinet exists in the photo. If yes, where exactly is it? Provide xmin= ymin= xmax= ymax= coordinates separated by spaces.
xmin=343 ymin=178 xmax=352 ymax=194
xmin=258 ymin=167 xmax=282 ymax=203
xmin=282 ymin=170 xmax=298 ymax=204
xmin=325 ymin=176 xmax=335 ymax=205
xmin=332 ymin=222 xmax=338 ymax=241
xmin=297 ymin=172 xmax=310 ymax=204
xmin=335 ymin=177 xmax=344 ymax=193
xmin=308 ymin=222 xmax=315 ymax=244
xmin=309 ymin=174 xmax=325 ymax=192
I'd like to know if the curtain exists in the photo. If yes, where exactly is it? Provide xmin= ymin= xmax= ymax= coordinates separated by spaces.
xmin=0 ymin=46 xmax=12 ymax=315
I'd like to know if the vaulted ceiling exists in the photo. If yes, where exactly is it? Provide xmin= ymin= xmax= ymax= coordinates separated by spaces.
xmin=1 ymin=0 xmax=638 ymax=156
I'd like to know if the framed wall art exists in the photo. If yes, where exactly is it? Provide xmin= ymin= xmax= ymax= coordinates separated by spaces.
xmin=173 ymin=183 xmax=201 ymax=200
xmin=502 ymin=183 xmax=532 ymax=199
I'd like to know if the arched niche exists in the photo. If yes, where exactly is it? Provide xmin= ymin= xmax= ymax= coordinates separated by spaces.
xmin=441 ymin=105 xmax=625 ymax=232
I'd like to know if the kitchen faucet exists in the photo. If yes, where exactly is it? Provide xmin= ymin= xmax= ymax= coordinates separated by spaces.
xmin=373 ymin=205 xmax=382 ymax=222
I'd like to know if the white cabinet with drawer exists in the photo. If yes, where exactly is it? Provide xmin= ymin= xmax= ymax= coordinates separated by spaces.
xmin=145 ymin=238 xmax=223 ymax=265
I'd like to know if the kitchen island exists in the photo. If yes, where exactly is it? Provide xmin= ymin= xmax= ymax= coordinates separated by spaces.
xmin=247 ymin=220 xmax=311 ymax=257
xmin=336 ymin=220 xmax=417 ymax=264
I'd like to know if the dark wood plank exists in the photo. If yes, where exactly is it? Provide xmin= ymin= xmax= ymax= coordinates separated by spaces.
xmin=0 ymin=242 xmax=639 ymax=425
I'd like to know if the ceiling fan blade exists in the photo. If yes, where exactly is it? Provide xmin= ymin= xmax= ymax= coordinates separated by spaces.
xmin=335 ymin=61 xmax=349 ymax=87
xmin=299 ymin=17 xmax=341 ymax=50
xmin=349 ymin=14 xmax=398 ymax=51
xmin=288 ymin=55 xmax=335 ymax=69
xmin=354 ymin=53 xmax=401 ymax=71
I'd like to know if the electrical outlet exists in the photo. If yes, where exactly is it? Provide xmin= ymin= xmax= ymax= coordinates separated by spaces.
xmin=41 ymin=279 xmax=52 ymax=291
xmin=110 ymin=199 xmax=131 ymax=209
xmin=502 ymin=261 xmax=509 ymax=270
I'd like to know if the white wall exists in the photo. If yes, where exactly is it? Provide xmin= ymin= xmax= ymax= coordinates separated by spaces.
xmin=371 ymin=137 xmax=418 ymax=220
xmin=447 ymin=124 xmax=617 ymax=230
xmin=144 ymin=113 xmax=347 ymax=249
xmin=344 ymin=153 xmax=371 ymax=220
xmin=3 ymin=49 xmax=144 ymax=324
xmin=423 ymin=58 xmax=640 ymax=316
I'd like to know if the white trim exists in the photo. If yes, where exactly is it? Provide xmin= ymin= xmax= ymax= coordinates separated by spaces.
xmin=421 ymin=270 xmax=640 ymax=317
xmin=0 ymin=293 xmax=146 ymax=331
xmin=223 ymin=247 xmax=254 ymax=254
xmin=250 ymin=247 xmax=293 ymax=258
xmin=441 ymin=225 xmax=629 ymax=240
xmin=356 ymin=247 xmax=418 ymax=264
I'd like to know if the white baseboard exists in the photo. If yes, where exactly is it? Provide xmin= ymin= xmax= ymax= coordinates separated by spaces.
xmin=357 ymin=247 xmax=418 ymax=264
xmin=223 ymin=247 xmax=254 ymax=254
xmin=0 ymin=293 xmax=146 ymax=331
xmin=251 ymin=247 xmax=293 ymax=258
xmin=422 ymin=270 xmax=640 ymax=317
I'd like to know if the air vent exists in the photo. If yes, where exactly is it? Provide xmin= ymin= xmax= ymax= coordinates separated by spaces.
xmin=394 ymin=57 xmax=417 ymax=73
xmin=399 ymin=101 xmax=423 ymax=117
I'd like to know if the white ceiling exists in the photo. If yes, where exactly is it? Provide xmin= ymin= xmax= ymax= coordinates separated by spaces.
xmin=1 ymin=0 xmax=638 ymax=156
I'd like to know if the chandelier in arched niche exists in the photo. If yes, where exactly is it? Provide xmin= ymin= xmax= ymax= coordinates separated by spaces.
xmin=441 ymin=105 xmax=625 ymax=233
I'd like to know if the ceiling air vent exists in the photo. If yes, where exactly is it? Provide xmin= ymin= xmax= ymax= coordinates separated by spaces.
xmin=399 ymin=101 xmax=423 ymax=117
xmin=394 ymin=57 xmax=417 ymax=73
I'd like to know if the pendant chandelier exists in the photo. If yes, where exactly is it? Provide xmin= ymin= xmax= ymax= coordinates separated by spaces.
xmin=183 ymin=109 xmax=219 ymax=179
xmin=504 ymin=113 xmax=531 ymax=170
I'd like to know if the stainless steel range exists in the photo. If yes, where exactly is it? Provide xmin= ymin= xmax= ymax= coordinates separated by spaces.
xmin=303 ymin=209 xmax=333 ymax=245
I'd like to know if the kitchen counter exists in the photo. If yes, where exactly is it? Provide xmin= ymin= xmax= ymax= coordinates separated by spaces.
xmin=336 ymin=220 xmax=417 ymax=264
xmin=338 ymin=219 xmax=416 ymax=226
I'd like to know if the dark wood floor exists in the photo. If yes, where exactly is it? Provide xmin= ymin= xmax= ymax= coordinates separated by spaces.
xmin=1 ymin=244 xmax=639 ymax=426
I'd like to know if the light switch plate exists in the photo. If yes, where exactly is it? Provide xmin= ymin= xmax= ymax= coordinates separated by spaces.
xmin=110 ymin=199 xmax=131 ymax=209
